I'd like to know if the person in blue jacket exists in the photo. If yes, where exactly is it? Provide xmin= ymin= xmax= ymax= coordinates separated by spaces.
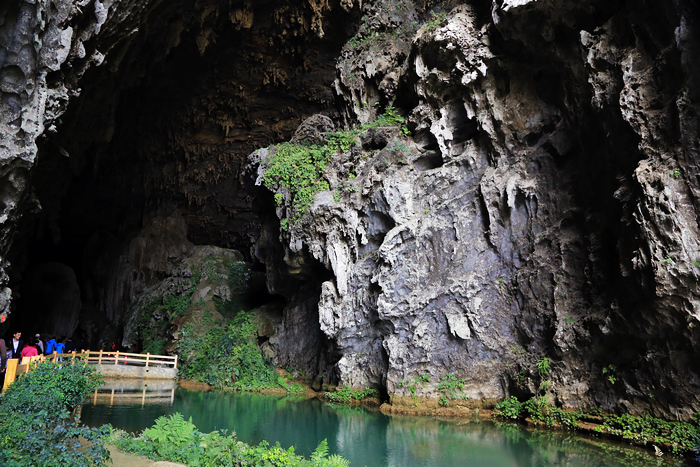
xmin=45 ymin=337 xmax=57 ymax=355
xmin=55 ymin=337 xmax=66 ymax=355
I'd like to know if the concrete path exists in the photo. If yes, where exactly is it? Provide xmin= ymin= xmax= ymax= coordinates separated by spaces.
xmin=107 ymin=445 xmax=186 ymax=467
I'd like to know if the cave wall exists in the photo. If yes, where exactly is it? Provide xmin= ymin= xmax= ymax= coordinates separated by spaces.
xmin=1 ymin=0 xmax=700 ymax=419
xmin=251 ymin=0 xmax=700 ymax=419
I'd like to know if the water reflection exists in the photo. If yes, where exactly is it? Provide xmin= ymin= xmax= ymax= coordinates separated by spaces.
xmin=80 ymin=383 xmax=692 ymax=467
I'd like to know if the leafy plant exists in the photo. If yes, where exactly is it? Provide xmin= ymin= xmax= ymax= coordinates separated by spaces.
xmin=0 ymin=361 xmax=110 ymax=467
xmin=536 ymin=357 xmax=550 ymax=377
xmin=662 ymin=254 xmax=675 ymax=266
xmin=597 ymin=413 xmax=700 ymax=454
xmin=437 ymin=373 xmax=466 ymax=406
xmin=112 ymin=414 xmax=351 ymax=466
xmin=494 ymin=396 xmax=523 ymax=420
xmin=263 ymin=142 xmax=331 ymax=221
xmin=397 ymin=373 xmax=430 ymax=405
xmin=424 ymin=11 xmax=447 ymax=31
xmin=325 ymin=385 xmax=378 ymax=403
xmin=602 ymin=364 xmax=617 ymax=385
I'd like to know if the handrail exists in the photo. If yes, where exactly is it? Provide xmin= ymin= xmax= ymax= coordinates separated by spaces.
xmin=2 ymin=349 xmax=178 ymax=392
xmin=82 ymin=350 xmax=178 ymax=368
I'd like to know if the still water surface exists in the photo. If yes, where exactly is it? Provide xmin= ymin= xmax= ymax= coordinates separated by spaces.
xmin=80 ymin=381 xmax=692 ymax=467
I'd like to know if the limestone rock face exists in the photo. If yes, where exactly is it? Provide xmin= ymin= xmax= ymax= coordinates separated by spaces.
xmin=252 ymin=0 xmax=700 ymax=419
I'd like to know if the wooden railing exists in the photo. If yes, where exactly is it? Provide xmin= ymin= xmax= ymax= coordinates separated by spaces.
xmin=82 ymin=350 xmax=177 ymax=369
xmin=2 ymin=351 xmax=81 ymax=392
xmin=2 ymin=349 xmax=177 ymax=392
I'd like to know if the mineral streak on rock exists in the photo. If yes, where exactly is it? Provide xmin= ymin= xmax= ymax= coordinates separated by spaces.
xmin=1 ymin=0 xmax=700 ymax=420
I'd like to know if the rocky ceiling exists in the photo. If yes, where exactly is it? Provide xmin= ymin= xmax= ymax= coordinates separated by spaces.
xmin=1 ymin=0 xmax=358 ymax=335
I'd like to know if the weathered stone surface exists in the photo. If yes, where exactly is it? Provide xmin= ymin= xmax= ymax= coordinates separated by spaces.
xmin=251 ymin=0 xmax=700 ymax=419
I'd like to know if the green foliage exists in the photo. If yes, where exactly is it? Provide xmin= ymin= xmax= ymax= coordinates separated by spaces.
xmin=662 ymin=255 xmax=675 ymax=266
xmin=0 ymin=361 xmax=110 ymax=467
xmin=375 ymin=106 xmax=405 ymax=127
xmin=225 ymin=261 xmax=252 ymax=313
xmin=263 ymin=108 xmax=410 ymax=228
xmin=670 ymin=168 xmax=681 ymax=179
xmin=112 ymin=414 xmax=350 ymax=466
xmin=424 ymin=11 xmax=448 ymax=31
xmin=493 ymin=396 xmax=700 ymax=448
xmin=391 ymin=139 xmax=410 ymax=155
xmin=602 ymin=364 xmax=617 ymax=385
xmin=263 ymin=142 xmax=332 ymax=221
xmin=177 ymin=258 xmax=275 ymax=390
xmin=597 ymin=413 xmax=700 ymax=454
xmin=494 ymin=396 xmax=524 ymax=420
xmin=165 ymin=293 xmax=192 ymax=318
xmin=437 ymin=373 xmax=466 ymax=407
xmin=178 ymin=310 xmax=279 ymax=390
xmin=325 ymin=130 xmax=359 ymax=152
xmin=536 ymin=358 xmax=550 ymax=376
xmin=325 ymin=386 xmax=378 ymax=403
xmin=494 ymin=395 xmax=582 ymax=430
xmin=144 ymin=339 xmax=166 ymax=355
xmin=397 ymin=373 xmax=430 ymax=405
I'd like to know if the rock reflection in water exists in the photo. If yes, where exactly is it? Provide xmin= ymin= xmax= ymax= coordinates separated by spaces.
xmin=80 ymin=387 xmax=691 ymax=467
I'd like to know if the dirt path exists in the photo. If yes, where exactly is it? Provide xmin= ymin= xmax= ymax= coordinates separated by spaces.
xmin=107 ymin=445 xmax=186 ymax=467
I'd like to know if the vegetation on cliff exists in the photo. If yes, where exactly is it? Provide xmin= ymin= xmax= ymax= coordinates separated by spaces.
xmin=175 ymin=260 xmax=281 ymax=390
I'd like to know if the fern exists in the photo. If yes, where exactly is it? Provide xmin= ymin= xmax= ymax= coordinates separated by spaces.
xmin=311 ymin=438 xmax=329 ymax=462
xmin=327 ymin=454 xmax=351 ymax=467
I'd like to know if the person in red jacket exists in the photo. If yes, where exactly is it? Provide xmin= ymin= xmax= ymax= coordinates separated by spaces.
xmin=20 ymin=339 xmax=39 ymax=358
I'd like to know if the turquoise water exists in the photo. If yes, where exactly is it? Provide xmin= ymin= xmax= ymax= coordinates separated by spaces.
xmin=80 ymin=384 xmax=692 ymax=467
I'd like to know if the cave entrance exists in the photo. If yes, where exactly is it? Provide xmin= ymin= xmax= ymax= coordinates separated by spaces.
xmin=4 ymin=0 xmax=356 ymax=351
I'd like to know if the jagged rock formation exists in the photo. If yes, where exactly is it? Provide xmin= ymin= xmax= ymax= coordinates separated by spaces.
xmin=1 ymin=0 xmax=700 ymax=419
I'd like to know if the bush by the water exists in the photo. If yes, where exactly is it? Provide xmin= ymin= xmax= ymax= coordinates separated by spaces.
xmin=111 ymin=412 xmax=350 ymax=466
xmin=493 ymin=396 xmax=700 ymax=453
xmin=0 ymin=360 xmax=110 ymax=466
xmin=177 ymin=309 xmax=279 ymax=390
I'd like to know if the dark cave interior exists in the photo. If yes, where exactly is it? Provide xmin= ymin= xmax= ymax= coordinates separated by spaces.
xmin=4 ymin=0 xmax=358 ymax=347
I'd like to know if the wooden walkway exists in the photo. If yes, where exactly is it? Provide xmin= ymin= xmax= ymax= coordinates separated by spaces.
xmin=2 ymin=350 xmax=178 ymax=391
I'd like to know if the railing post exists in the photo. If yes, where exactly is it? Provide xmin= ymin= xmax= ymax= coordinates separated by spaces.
xmin=115 ymin=351 xmax=119 ymax=365
xmin=98 ymin=349 xmax=103 ymax=364
xmin=3 ymin=359 xmax=18 ymax=391
xmin=173 ymin=354 xmax=178 ymax=369
xmin=145 ymin=353 xmax=150 ymax=368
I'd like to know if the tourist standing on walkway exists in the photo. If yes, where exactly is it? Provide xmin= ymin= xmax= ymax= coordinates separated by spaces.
xmin=35 ymin=334 xmax=44 ymax=353
xmin=8 ymin=331 xmax=22 ymax=359
xmin=45 ymin=336 xmax=57 ymax=355
xmin=20 ymin=339 xmax=38 ymax=358
xmin=55 ymin=338 xmax=65 ymax=355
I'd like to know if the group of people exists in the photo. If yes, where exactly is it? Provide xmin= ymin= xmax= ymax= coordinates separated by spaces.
xmin=0 ymin=331 xmax=82 ymax=383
